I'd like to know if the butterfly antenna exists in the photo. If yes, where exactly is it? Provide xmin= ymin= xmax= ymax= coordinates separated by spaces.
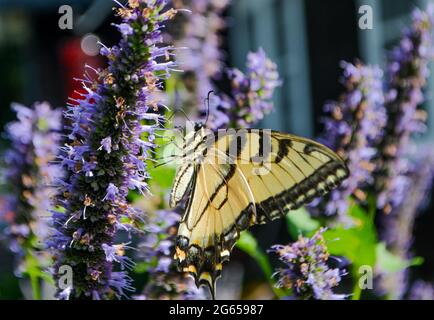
xmin=204 ymin=90 xmax=214 ymax=127
xmin=152 ymin=159 xmax=174 ymax=169
xmin=166 ymin=111 xmax=176 ymax=122
xmin=167 ymin=108 xmax=192 ymax=123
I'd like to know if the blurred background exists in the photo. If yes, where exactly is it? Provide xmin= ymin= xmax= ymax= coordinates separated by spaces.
xmin=0 ymin=0 xmax=433 ymax=299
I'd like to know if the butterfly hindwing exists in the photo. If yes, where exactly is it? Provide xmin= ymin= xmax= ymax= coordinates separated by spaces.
xmin=173 ymin=129 xmax=349 ymax=296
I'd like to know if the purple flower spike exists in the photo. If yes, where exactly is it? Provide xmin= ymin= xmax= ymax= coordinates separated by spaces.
xmin=269 ymin=228 xmax=348 ymax=300
xmin=48 ymin=0 xmax=178 ymax=300
xmin=379 ymin=150 xmax=434 ymax=299
xmin=376 ymin=5 xmax=434 ymax=298
xmin=1 ymin=101 xmax=61 ymax=278
xmin=376 ymin=5 xmax=434 ymax=214
xmin=311 ymin=61 xmax=386 ymax=223
xmin=173 ymin=0 xmax=230 ymax=101
xmin=207 ymin=48 xmax=281 ymax=129
xmin=374 ymin=7 xmax=434 ymax=300
xmin=137 ymin=210 xmax=205 ymax=300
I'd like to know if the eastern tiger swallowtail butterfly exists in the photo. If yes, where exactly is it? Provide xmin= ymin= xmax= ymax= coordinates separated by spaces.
xmin=169 ymin=123 xmax=349 ymax=298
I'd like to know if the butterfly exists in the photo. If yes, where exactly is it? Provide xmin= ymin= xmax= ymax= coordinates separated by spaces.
xmin=169 ymin=123 xmax=349 ymax=298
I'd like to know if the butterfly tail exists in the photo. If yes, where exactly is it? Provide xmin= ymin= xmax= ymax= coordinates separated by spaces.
xmin=202 ymin=278 xmax=217 ymax=300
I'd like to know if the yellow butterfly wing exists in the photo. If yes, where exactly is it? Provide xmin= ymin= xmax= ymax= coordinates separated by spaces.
xmin=173 ymin=129 xmax=349 ymax=296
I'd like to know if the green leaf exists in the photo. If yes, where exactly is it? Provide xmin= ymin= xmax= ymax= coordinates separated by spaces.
xmin=236 ymin=231 xmax=262 ymax=263
xmin=410 ymin=256 xmax=424 ymax=267
xmin=134 ymin=261 xmax=152 ymax=274
xmin=322 ymin=203 xmax=378 ymax=300
xmin=376 ymin=242 xmax=424 ymax=273
xmin=149 ymin=164 xmax=176 ymax=189
xmin=236 ymin=231 xmax=286 ymax=298
xmin=236 ymin=231 xmax=272 ymax=279
xmin=286 ymin=207 xmax=320 ymax=238
xmin=147 ymin=131 xmax=178 ymax=190
xmin=323 ymin=228 xmax=360 ymax=262
xmin=22 ymin=253 xmax=46 ymax=300
xmin=40 ymin=272 xmax=54 ymax=285
xmin=323 ymin=203 xmax=377 ymax=270
xmin=375 ymin=243 xmax=406 ymax=273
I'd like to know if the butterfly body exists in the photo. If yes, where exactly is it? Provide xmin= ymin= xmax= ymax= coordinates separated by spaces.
xmin=170 ymin=126 xmax=349 ymax=297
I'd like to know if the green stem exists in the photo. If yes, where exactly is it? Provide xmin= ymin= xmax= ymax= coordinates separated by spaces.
xmin=165 ymin=75 xmax=176 ymax=99
xmin=30 ymin=274 xmax=41 ymax=300
xmin=24 ymin=251 xmax=42 ymax=300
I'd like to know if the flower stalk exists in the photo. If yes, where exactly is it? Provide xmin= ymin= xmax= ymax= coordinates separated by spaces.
xmin=376 ymin=6 xmax=434 ymax=214
xmin=137 ymin=209 xmax=205 ymax=300
xmin=1 ymin=102 xmax=61 ymax=299
xmin=207 ymin=48 xmax=281 ymax=129
xmin=312 ymin=61 xmax=386 ymax=223
xmin=48 ymin=0 xmax=177 ymax=300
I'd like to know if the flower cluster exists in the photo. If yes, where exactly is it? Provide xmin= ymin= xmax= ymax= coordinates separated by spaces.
xmin=383 ymin=151 xmax=434 ymax=255
xmin=378 ymin=150 xmax=434 ymax=299
xmin=269 ymin=228 xmax=347 ymax=300
xmin=1 ymin=102 xmax=61 ymax=277
xmin=312 ymin=61 xmax=386 ymax=222
xmin=48 ymin=0 xmax=178 ymax=300
xmin=409 ymin=280 xmax=434 ymax=300
xmin=207 ymin=48 xmax=281 ymax=129
xmin=374 ymin=5 xmax=434 ymax=299
xmin=376 ymin=5 xmax=434 ymax=214
xmin=172 ymin=0 xmax=230 ymax=102
xmin=136 ymin=209 xmax=204 ymax=300
xmin=169 ymin=2 xmax=280 ymax=130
